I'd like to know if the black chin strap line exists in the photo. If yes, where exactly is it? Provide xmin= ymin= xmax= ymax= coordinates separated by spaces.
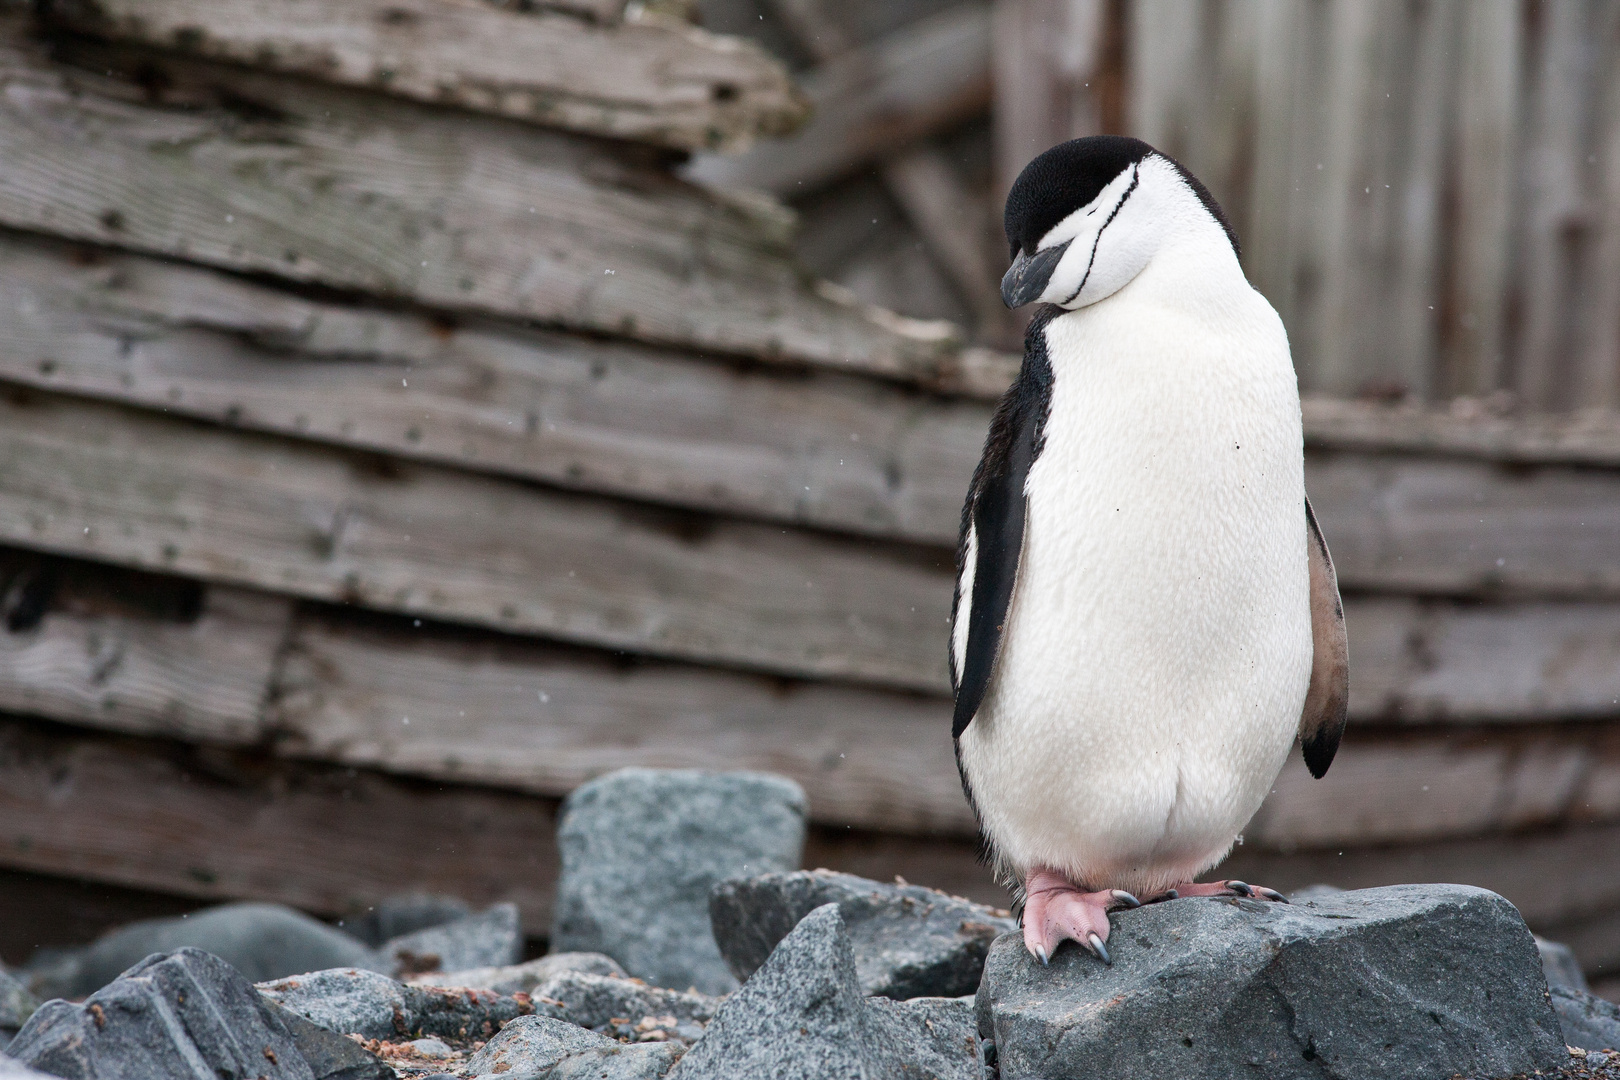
xmin=1063 ymin=162 xmax=1141 ymax=307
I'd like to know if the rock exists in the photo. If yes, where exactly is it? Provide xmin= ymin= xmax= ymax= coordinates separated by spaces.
xmin=463 ymin=1015 xmax=682 ymax=1080
xmin=0 ymin=1055 xmax=54 ymax=1079
xmin=551 ymin=768 xmax=807 ymax=995
xmin=977 ymin=884 xmax=1568 ymax=1080
xmin=7 ymin=947 xmax=315 ymax=1079
xmin=47 ymin=902 xmax=385 ymax=998
xmin=410 ymin=952 xmax=627 ymax=995
xmin=0 ymin=967 xmax=37 ymax=1036
xmin=268 ymin=1004 xmax=395 ymax=1080
xmin=258 ymin=966 xmax=541 ymax=1041
xmin=383 ymin=903 xmax=522 ymax=976
xmin=1541 ymin=936 xmax=1591 ymax=992
xmin=339 ymin=893 xmax=472 ymax=948
xmin=531 ymin=970 xmax=719 ymax=1045
xmin=670 ymin=903 xmax=980 ymax=1080
xmin=710 ymin=869 xmax=1016 ymax=999
xmin=1552 ymin=985 xmax=1620 ymax=1052
xmin=864 ymin=996 xmax=982 ymax=1080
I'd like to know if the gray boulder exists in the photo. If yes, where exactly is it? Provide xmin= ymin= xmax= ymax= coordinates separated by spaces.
xmin=1540 ymin=936 xmax=1590 ymax=992
xmin=7 ymin=947 xmax=314 ymax=1079
xmin=0 ymin=1055 xmax=53 ymax=1079
xmin=44 ymin=902 xmax=384 ymax=998
xmin=265 ymin=1005 xmax=394 ymax=1080
xmin=0 ymin=967 xmax=37 ymax=1046
xmin=865 ymin=996 xmax=982 ymax=1080
xmin=383 ymin=902 xmax=522 ymax=976
xmin=410 ymin=952 xmax=626 ymax=995
xmin=530 ymin=970 xmax=719 ymax=1045
xmin=976 ymin=884 xmax=1567 ymax=1080
xmin=340 ymin=893 xmax=472 ymax=948
xmin=710 ymin=869 xmax=1016 ymax=999
xmin=463 ymin=1015 xmax=682 ymax=1079
xmin=1551 ymin=984 xmax=1620 ymax=1052
xmin=258 ymin=966 xmax=541 ymax=1041
xmin=551 ymin=768 xmax=807 ymax=995
xmin=670 ymin=904 xmax=980 ymax=1080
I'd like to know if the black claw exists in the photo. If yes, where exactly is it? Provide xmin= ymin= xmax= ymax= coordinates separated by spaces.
xmin=1227 ymin=880 xmax=1255 ymax=898
xmin=1087 ymin=932 xmax=1111 ymax=965
xmin=1110 ymin=890 xmax=1141 ymax=909
xmin=1257 ymin=887 xmax=1289 ymax=903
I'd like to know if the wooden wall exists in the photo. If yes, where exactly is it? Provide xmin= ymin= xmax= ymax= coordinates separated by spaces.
xmin=1124 ymin=0 xmax=1620 ymax=410
xmin=0 ymin=0 xmax=1617 ymax=997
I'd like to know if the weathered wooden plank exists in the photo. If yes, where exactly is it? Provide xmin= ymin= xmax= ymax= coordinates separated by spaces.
xmin=271 ymin=612 xmax=1620 ymax=846
xmin=1514 ymin=0 xmax=1591 ymax=411
xmin=1444 ymin=1 xmax=1519 ymax=397
xmin=0 ymin=717 xmax=562 ymax=927
xmin=1301 ymin=397 xmax=1620 ymax=469
xmin=0 ymin=389 xmax=957 ymax=690
xmin=0 ymin=20 xmax=956 ymax=380
xmin=8 ymin=549 xmax=1620 ymax=843
xmin=880 ymin=146 xmax=1008 ymax=333
xmin=683 ymin=4 xmax=991 ymax=195
xmin=0 ymin=583 xmax=287 ymax=745
xmin=0 ymin=231 xmax=987 ymax=547
xmin=271 ymin=611 xmax=972 ymax=836
xmin=44 ymin=0 xmax=807 ymax=152
xmin=990 ymin=0 xmax=1105 ymax=204
xmin=1306 ymin=451 xmax=1620 ymax=597
xmin=8 ymin=234 xmax=1620 ymax=597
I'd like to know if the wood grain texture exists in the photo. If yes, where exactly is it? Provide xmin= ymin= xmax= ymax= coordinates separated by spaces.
xmin=270 ymin=611 xmax=973 ymax=836
xmin=0 ymin=585 xmax=288 ymax=745
xmin=991 ymin=0 xmax=1104 ymax=203
xmin=0 ymin=389 xmax=957 ymax=690
xmin=1301 ymin=398 xmax=1620 ymax=468
xmin=44 ymin=0 xmax=807 ymax=151
xmin=683 ymin=4 xmax=991 ymax=195
xmin=0 ymin=717 xmax=561 ymax=927
xmin=0 ymin=21 xmax=955 ymax=379
xmin=0 ymin=231 xmax=987 ymax=547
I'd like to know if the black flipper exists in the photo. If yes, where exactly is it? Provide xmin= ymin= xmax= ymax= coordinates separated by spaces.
xmin=1299 ymin=495 xmax=1350 ymax=777
xmin=951 ymin=308 xmax=1057 ymax=739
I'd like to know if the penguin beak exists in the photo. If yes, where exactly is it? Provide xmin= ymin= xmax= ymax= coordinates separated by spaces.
xmin=1001 ymin=241 xmax=1071 ymax=308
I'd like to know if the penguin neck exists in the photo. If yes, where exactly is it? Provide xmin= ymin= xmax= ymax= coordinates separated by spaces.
xmin=1104 ymin=219 xmax=1252 ymax=322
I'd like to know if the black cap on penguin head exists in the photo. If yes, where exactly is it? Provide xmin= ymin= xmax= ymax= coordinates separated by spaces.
xmin=1003 ymin=136 xmax=1155 ymax=260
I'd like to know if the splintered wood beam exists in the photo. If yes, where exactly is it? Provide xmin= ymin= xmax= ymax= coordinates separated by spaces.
xmin=0 ymin=232 xmax=987 ymax=549
xmin=683 ymin=4 xmax=992 ymax=195
xmin=0 ymin=390 xmax=958 ymax=692
xmin=6 ymin=568 xmax=1620 ymax=844
xmin=0 ymin=717 xmax=562 ymax=928
xmin=43 ymin=0 xmax=805 ymax=152
xmin=4 ymin=714 xmax=1618 ymax=964
xmin=0 ymin=19 xmax=956 ymax=380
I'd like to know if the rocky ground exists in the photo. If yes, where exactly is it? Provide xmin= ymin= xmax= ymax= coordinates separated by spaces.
xmin=0 ymin=767 xmax=1616 ymax=1079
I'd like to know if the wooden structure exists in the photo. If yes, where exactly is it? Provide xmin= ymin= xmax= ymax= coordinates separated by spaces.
xmin=0 ymin=0 xmax=1619 ymax=996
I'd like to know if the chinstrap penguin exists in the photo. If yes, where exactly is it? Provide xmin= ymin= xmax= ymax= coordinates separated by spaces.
xmin=951 ymin=135 xmax=1349 ymax=965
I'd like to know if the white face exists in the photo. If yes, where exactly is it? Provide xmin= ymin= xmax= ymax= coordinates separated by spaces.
xmin=1008 ymin=155 xmax=1218 ymax=311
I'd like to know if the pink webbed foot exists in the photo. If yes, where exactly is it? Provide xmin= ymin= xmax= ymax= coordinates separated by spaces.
xmin=1143 ymin=879 xmax=1290 ymax=904
xmin=1021 ymin=868 xmax=1141 ymax=965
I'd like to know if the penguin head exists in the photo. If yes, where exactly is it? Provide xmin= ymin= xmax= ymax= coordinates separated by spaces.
xmin=1001 ymin=135 xmax=1239 ymax=310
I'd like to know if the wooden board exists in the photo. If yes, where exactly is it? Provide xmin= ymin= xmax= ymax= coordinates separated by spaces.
xmin=1301 ymin=397 xmax=1620 ymax=469
xmin=271 ymin=609 xmax=973 ymax=836
xmin=0 ymin=584 xmax=287 ymax=745
xmin=0 ymin=232 xmax=987 ymax=547
xmin=0 ymin=717 xmax=562 ymax=928
xmin=4 ymin=712 xmax=1618 ymax=968
xmin=0 ymin=389 xmax=957 ymax=691
xmin=0 ymin=20 xmax=956 ymax=380
xmin=46 ymin=0 xmax=806 ymax=152
xmin=6 ymin=232 xmax=1620 ymax=601
xmin=10 ymin=563 xmax=1620 ymax=844
xmin=683 ymin=4 xmax=991 ymax=195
